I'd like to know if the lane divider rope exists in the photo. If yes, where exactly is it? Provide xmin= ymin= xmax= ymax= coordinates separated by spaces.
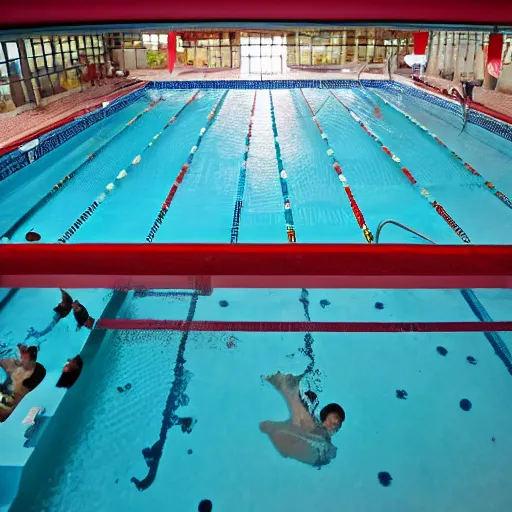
xmin=269 ymin=91 xmax=297 ymax=243
xmin=368 ymin=88 xmax=512 ymax=210
xmin=145 ymin=90 xmax=229 ymax=243
xmin=329 ymin=90 xmax=471 ymax=244
xmin=96 ymin=318 xmax=512 ymax=333
xmin=57 ymin=90 xmax=199 ymax=244
xmin=299 ymin=89 xmax=374 ymax=243
xmin=1 ymin=96 xmax=164 ymax=241
xmin=230 ymin=91 xmax=257 ymax=243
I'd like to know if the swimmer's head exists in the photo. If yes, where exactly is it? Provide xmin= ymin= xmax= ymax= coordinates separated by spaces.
xmin=20 ymin=345 xmax=38 ymax=368
xmin=320 ymin=403 xmax=345 ymax=434
xmin=63 ymin=355 xmax=83 ymax=373
xmin=25 ymin=231 xmax=41 ymax=242
xmin=57 ymin=355 xmax=83 ymax=388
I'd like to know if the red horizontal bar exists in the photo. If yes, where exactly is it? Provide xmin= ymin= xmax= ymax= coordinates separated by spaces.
xmin=96 ymin=319 xmax=512 ymax=333
xmin=2 ymin=1 xmax=510 ymax=27
xmin=1 ymin=244 xmax=511 ymax=289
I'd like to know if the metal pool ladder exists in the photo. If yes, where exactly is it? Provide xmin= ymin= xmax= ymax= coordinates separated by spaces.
xmin=375 ymin=219 xmax=436 ymax=244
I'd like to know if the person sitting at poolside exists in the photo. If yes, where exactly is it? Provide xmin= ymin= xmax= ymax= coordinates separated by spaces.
xmin=72 ymin=300 xmax=95 ymax=330
xmin=260 ymin=371 xmax=345 ymax=467
xmin=0 ymin=345 xmax=46 ymax=422
xmin=56 ymin=355 xmax=83 ymax=388
xmin=26 ymin=289 xmax=74 ymax=341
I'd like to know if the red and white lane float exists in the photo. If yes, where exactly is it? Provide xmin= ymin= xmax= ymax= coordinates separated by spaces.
xmin=300 ymin=89 xmax=374 ymax=243
xmin=329 ymin=90 xmax=471 ymax=244
xmin=57 ymin=90 xmax=199 ymax=244
xmin=145 ymin=90 xmax=229 ymax=243
xmin=368 ymin=88 xmax=512 ymax=211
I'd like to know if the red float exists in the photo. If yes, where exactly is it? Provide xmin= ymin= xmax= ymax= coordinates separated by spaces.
xmin=0 ymin=244 xmax=510 ymax=290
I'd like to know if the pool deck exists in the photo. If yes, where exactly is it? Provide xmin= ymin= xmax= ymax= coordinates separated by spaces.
xmin=0 ymin=79 xmax=145 ymax=154
xmin=1 ymin=68 xmax=510 ymax=157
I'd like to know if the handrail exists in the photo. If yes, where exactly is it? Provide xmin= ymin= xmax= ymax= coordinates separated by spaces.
xmin=448 ymin=86 xmax=469 ymax=133
xmin=386 ymin=51 xmax=396 ymax=81
xmin=375 ymin=219 xmax=436 ymax=244
xmin=357 ymin=60 xmax=368 ymax=88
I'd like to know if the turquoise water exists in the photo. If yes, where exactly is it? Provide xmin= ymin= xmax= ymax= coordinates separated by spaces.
xmin=0 ymin=86 xmax=511 ymax=511
xmin=3 ymin=287 xmax=512 ymax=512
xmin=1 ymin=87 xmax=511 ymax=244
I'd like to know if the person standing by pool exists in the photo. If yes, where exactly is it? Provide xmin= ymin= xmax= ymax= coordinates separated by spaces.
xmin=260 ymin=371 xmax=345 ymax=467
xmin=0 ymin=345 xmax=46 ymax=422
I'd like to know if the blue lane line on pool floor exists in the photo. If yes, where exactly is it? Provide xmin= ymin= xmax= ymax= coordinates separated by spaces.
xmin=230 ymin=91 xmax=257 ymax=243
xmin=268 ymin=90 xmax=297 ymax=243
xmin=131 ymin=292 xmax=198 ymax=491
xmin=460 ymin=289 xmax=512 ymax=375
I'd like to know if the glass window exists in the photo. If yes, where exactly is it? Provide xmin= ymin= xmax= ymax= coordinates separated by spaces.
xmin=38 ymin=75 xmax=53 ymax=97
xmin=6 ymin=42 xmax=19 ymax=59
xmin=53 ymin=36 xmax=61 ymax=52
xmin=221 ymin=47 xmax=230 ymax=66
xmin=35 ymin=56 xmax=46 ymax=70
xmin=34 ymin=43 xmax=43 ymax=56
xmin=261 ymin=43 xmax=271 ymax=57
xmin=54 ymin=52 xmax=63 ymax=68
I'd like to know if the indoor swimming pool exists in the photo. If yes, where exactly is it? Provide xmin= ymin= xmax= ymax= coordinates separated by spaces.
xmin=0 ymin=81 xmax=511 ymax=512
xmin=1 ymin=81 xmax=511 ymax=246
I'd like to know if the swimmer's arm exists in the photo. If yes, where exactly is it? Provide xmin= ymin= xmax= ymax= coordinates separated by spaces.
xmin=0 ymin=358 xmax=15 ymax=372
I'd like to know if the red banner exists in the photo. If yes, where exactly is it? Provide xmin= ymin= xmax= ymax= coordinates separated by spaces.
xmin=413 ymin=32 xmax=429 ymax=55
xmin=487 ymin=33 xmax=504 ymax=78
xmin=168 ymin=32 xmax=177 ymax=73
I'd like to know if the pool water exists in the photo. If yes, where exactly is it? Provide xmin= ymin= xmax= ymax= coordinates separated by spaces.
xmin=0 ymin=86 xmax=511 ymax=244
xmin=5 ymin=286 xmax=512 ymax=512
xmin=0 ymin=84 xmax=511 ymax=511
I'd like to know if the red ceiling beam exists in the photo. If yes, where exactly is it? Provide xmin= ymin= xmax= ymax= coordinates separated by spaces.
xmin=2 ymin=1 xmax=511 ymax=28
xmin=0 ymin=244 xmax=510 ymax=290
